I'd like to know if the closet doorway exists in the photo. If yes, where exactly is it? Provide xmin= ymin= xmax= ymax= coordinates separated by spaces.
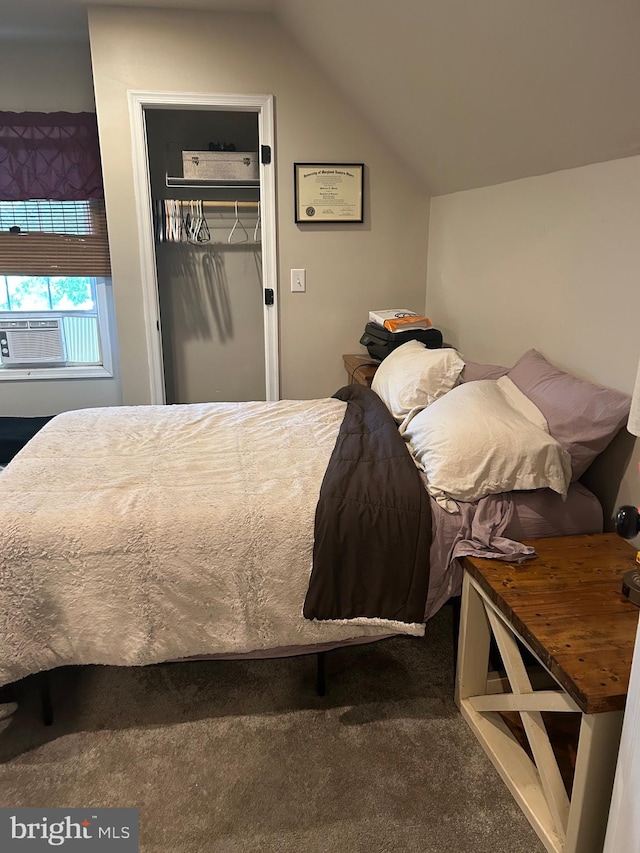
xmin=128 ymin=92 xmax=278 ymax=404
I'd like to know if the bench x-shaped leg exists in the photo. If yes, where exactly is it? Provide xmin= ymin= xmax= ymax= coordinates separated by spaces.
xmin=455 ymin=572 xmax=622 ymax=853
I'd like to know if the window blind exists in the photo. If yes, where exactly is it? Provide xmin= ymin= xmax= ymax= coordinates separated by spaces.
xmin=0 ymin=199 xmax=111 ymax=276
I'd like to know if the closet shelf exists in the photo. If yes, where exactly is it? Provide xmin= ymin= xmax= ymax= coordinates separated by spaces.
xmin=165 ymin=174 xmax=259 ymax=189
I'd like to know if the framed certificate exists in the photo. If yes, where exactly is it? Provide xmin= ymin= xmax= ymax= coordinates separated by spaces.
xmin=294 ymin=163 xmax=364 ymax=223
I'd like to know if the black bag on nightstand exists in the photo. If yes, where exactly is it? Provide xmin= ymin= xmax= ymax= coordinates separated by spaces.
xmin=359 ymin=322 xmax=443 ymax=361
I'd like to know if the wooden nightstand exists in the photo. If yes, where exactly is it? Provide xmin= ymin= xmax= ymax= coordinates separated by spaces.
xmin=342 ymin=353 xmax=379 ymax=387
xmin=455 ymin=533 xmax=639 ymax=853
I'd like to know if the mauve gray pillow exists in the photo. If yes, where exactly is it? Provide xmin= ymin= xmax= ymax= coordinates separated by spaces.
xmin=460 ymin=361 xmax=509 ymax=382
xmin=507 ymin=349 xmax=631 ymax=481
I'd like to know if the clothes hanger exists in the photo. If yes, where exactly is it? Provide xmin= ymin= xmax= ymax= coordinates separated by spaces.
xmin=253 ymin=201 xmax=261 ymax=243
xmin=197 ymin=199 xmax=210 ymax=243
xmin=164 ymin=199 xmax=173 ymax=242
xmin=172 ymin=199 xmax=182 ymax=242
xmin=228 ymin=200 xmax=248 ymax=244
xmin=180 ymin=200 xmax=189 ymax=242
xmin=186 ymin=199 xmax=210 ymax=244
xmin=181 ymin=201 xmax=188 ymax=242
xmin=188 ymin=200 xmax=200 ymax=243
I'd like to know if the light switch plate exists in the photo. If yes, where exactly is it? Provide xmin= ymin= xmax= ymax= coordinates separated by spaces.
xmin=291 ymin=269 xmax=306 ymax=292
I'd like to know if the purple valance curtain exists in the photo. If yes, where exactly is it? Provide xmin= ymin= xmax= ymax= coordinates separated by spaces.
xmin=0 ymin=111 xmax=104 ymax=201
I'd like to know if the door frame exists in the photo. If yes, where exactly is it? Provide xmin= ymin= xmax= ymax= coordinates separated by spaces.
xmin=127 ymin=89 xmax=279 ymax=403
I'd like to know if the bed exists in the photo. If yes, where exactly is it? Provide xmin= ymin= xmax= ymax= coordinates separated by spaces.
xmin=0 ymin=346 xmax=631 ymax=695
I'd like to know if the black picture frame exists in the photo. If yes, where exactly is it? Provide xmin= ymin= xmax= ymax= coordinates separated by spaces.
xmin=294 ymin=163 xmax=364 ymax=223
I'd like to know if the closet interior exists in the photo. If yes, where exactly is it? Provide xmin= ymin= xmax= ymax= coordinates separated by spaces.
xmin=145 ymin=109 xmax=266 ymax=404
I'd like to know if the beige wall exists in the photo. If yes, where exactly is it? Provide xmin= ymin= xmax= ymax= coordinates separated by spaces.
xmin=87 ymin=7 xmax=430 ymax=404
xmin=0 ymin=39 xmax=122 ymax=417
xmin=426 ymin=156 xmax=640 ymax=539
xmin=0 ymin=41 xmax=95 ymax=113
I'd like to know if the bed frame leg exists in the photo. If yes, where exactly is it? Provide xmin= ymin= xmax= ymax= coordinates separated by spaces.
xmin=40 ymin=672 xmax=53 ymax=726
xmin=316 ymin=651 xmax=326 ymax=697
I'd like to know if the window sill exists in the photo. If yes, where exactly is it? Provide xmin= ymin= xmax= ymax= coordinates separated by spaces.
xmin=0 ymin=365 xmax=114 ymax=381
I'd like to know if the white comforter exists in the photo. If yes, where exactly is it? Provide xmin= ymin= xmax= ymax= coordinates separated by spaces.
xmin=0 ymin=399 xmax=421 ymax=689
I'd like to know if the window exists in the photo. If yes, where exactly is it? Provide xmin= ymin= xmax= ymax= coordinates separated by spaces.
xmin=0 ymin=275 xmax=103 ymax=365
xmin=0 ymin=111 xmax=114 ymax=380
xmin=0 ymin=200 xmax=113 ymax=379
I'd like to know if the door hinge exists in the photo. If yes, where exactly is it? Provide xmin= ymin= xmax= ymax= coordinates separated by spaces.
xmin=261 ymin=145 xmax=272 ymax=165
xmin=264 ymin=288 xmax=274 ymax=305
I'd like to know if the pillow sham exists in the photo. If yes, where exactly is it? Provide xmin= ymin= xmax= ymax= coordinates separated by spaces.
xmin=371 ymin=340 xmax=464 ymax=425
xmin=402 ymin=377 xmax=571 ymax=512
xmin=507 ymin=349 xmax=631 ymax=480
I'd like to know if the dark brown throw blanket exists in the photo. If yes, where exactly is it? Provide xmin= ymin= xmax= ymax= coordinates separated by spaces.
xmin=304 ymin=384 xmax=432 ymax=625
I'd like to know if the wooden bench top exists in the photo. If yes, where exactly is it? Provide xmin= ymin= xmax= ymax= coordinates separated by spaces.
xmin=461 ymin=533 xmax=640 ymax=714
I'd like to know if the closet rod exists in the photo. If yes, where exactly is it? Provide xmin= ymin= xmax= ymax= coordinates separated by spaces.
xmin=163 ymin=200 xmax=259 ymax=210
xmin=202 ymin=200 xmax=258 ymax=210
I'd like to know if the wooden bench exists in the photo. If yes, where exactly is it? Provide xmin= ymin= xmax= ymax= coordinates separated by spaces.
xmin=456 ymin=533 xmax=639 ymax=853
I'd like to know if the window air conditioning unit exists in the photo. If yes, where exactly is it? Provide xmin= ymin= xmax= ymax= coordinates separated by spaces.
xmin=0 ymin=318 xmax=66 ymax=366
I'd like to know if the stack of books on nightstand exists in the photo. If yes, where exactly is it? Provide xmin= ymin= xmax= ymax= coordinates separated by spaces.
xmin=360 ymin=310 xmax=442 ymax=360
xmin=368 ymin=309 xmax=433 ymax=333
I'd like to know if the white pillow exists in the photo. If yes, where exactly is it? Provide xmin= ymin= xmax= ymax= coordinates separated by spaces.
xmin=402 ymin=377 xmax=571 ymax=512
xmin=371 ymin=341 xmax=464 ymax=426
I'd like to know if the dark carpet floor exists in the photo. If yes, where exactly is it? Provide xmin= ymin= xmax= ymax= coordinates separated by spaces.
xmin=0 ymin=605 xmax=544 ymax=852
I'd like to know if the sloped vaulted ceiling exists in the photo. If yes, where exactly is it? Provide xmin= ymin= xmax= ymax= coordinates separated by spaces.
xmin=2 ymin=0 xmax=640 ymax=195
xmin=276 ymin=0 xmax=640 ymax=195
